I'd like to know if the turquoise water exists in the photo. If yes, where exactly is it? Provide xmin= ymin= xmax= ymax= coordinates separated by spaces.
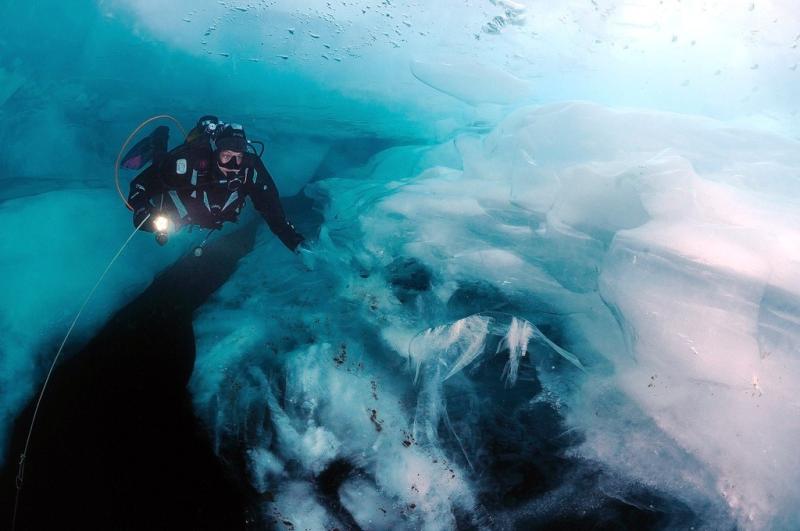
xmin=1 ymin=1 xmax=799 ymax=529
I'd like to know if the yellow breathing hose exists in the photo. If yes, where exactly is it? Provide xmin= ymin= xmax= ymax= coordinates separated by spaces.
xmin=115 ymin=114 xmax=187 ymax=211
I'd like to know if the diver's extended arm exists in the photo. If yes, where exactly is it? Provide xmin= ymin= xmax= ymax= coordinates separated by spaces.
xmin=128 ymin=164 xmax=164 ymax=231
xmin=249 ymin=157 xmax=305 ymax=251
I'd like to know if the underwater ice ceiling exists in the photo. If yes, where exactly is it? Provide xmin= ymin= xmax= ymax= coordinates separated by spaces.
xmin=1 ymin=1 xmax=799 ymax=530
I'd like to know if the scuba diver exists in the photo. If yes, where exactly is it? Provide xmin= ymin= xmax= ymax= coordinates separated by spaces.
xmin=124 ymin=116 xmax=306 ymax=253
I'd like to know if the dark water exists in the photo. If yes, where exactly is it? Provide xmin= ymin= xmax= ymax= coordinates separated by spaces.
xmin=1 ymin=222 xmax=258 ymax=530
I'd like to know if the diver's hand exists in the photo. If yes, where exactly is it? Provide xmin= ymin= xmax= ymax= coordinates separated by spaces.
xmin=133 ymin=206 xmax=151 ymax=230
xmin=295 ymin=241 xmax=316 ymax=271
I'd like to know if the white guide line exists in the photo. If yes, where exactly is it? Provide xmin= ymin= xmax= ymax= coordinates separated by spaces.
xmin=12 ymin=213 xmax=151 ymax=531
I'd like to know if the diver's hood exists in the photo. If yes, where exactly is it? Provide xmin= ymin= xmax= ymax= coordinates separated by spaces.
xmin=214 ymin=124 xmax=248 ymax=152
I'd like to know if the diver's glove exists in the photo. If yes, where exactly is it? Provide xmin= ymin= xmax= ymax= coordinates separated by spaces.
xmin=133 ymin=206 xmax=151 ymax=230
xmin=295 ymin=240 xmax=316 ymax=271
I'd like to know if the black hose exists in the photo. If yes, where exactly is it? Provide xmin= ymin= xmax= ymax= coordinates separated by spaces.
xmin=248 ymin=140 xmax=265 ymax=157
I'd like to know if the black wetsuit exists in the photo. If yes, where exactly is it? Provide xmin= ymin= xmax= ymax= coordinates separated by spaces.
xmin=128 ymin=142 xmax=304 ymax=251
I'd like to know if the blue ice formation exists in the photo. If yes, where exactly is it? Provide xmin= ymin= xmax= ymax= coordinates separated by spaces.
xmin=185 ymin=101 xmax=800 ymax=529
xmin=2 ymin=0 xmax=800 ymax=529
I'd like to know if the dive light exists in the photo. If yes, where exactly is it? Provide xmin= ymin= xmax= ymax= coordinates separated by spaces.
xmin=153 ymin=215 xmax=169 ymax=233
xmin=153 ymin=215 xmax=170 ymax=246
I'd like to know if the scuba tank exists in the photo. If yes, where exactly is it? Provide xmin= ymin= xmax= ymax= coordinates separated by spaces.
xmin=184 ymin=115 xmax=222 ymax=146
xmin=192 ymin=117 xmax=264 ymax=156
xmin=120 ymin=115 xmax=222 ymax=170
xmin=120 ymin=125 xmax=169 ymax=170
